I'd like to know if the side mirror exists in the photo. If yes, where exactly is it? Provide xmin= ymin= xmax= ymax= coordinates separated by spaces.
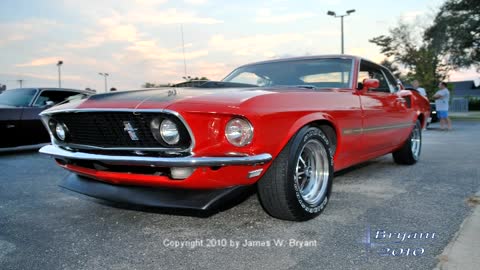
xmin=362 ymin=79 xmax=380 ymax=91
xmin=44 ymin=100 xmax=55 ymax=107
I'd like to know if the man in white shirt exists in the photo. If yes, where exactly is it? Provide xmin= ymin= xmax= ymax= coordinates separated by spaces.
xmin=433 ymin=82 xmax=452 ymax=130
xmin=412 ymin=80 xmax=427 ymax=97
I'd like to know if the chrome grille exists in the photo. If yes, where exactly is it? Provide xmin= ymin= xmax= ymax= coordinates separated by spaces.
xmin=50 ymin=112 xmax=192 ymax=149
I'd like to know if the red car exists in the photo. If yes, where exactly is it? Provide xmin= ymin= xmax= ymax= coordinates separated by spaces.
xmin=40 ymin=55 xmax=430 ymax=221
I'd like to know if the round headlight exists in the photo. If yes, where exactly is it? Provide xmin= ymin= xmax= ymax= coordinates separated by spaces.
xmin=55 ymin=123 xmax=66 ymax=141
xmin=160 ymin=119 xmax=180 ymax=145
xmin=225 ymin=118 xmax=253 ymax=147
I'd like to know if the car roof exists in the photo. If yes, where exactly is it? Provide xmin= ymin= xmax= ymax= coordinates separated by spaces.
xmin=7 ymin=87 xmax=92 ymax=94
xmin=237 ymin=54 xmax=363 ymax=68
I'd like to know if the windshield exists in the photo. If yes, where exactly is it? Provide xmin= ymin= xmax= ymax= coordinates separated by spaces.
xmin=0 ymin=88 xmax=37 ymax=107
xmin=222 ymin=58 xmax=353 ymax=88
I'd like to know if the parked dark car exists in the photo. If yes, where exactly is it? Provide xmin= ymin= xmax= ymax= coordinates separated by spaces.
xmin=0 ymin=88 xmax=91 ymax=150
xmin=430 ymin=102 xmax=438 ymax=123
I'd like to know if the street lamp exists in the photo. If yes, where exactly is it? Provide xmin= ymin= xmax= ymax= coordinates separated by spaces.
xmin=327 ymin=9 xmax=356 ymax=54
xmin=98 ymin=72 xmax=109 ymax=93
xmin=57 ymin=60 xmax=63 ymax=88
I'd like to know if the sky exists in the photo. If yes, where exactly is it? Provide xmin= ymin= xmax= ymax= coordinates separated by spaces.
xmin=0 ymin=0 xmax=478 ymax=92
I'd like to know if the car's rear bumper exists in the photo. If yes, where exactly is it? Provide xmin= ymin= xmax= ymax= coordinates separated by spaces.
xmin=39 ymin=145 xmax=272 ymax=167
xmin=60 ymin=173 xmax=250 ymax=210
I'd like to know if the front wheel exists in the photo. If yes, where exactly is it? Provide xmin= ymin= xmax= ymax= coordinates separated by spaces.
xmin=392 ymin=120 xmax=422 ymax=165
xmin=257 ymin=126 xmax=333 ymax=221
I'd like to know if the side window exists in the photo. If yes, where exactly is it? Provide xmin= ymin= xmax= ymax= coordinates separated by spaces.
xmin=227 ymin=72 xmax=271 ymax=86
xmin=359 ymin=61 xmax=391 ymax=93
xmin=382 ymin=68 xmax=399 ymax=92
xmin=34 ymin=91 xmax=81 ymax=106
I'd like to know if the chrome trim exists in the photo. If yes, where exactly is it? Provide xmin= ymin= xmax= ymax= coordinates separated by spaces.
xmin=342 ymin=122 xmax=414 ymax=135
xmin=40 ymin=108 xmax=196 ymax=153
xmin=39 ymin=145 xmax=272 ymax=167
xmin=0 ymin=143 xmax=48 ymax=153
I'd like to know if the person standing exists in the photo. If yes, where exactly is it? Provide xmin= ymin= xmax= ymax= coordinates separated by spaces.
xmin=433 ymin=82 xmax=452 ymax=130
xmin=412 ymin=80 xmax=427 ymax=96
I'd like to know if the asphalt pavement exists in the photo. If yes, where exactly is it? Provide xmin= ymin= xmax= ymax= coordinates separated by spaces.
xmin=1 ymin=120 xmax=479 ymax=270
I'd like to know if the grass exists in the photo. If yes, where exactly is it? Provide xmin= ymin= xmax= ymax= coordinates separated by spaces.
xmin=449 ymin=111 xmax=480 ymax=120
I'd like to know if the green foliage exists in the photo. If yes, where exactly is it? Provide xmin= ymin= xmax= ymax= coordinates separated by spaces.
xmin=379 ymin=59 xmax=402 ymax=79
xmin=142 ymin=82 xmax=172 ymax=88
xmin=468 ymin=97 xmax=480 ymax=111
xmin=425 ymin=0 xmax=480 ymax=70
xmin=369 ymin=21 xmax=449 ymax=98
xmin=182 ymin=76 xmax=209 ymax=81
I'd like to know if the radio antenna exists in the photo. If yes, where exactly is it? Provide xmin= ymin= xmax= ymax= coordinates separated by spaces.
xmin=181 ymin=24 xmax=187 ymax=78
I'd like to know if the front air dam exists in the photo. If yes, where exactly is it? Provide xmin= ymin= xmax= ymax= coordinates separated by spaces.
xmin=60 ymin=173 xmax=250 ymax=210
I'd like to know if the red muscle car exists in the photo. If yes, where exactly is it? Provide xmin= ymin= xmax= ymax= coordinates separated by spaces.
xmin=40 ymin=55 xmax=430 ymax=221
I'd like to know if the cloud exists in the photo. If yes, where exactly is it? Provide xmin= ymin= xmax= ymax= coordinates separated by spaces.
xmin=0 ymin=19 xmax=59 ymax=46
xmin=255 ymin=9 xmax=315 ymax=24
xmin=0 ymin=71 xmax=83 ymax=82
xmin=66 ymin=22 xmax=139 ymax=49
xmin=399 ymin=11 xmax=425 ymax=23
xmin=127 ymin=8 xmax=222 ymax=25
xmin=184 ymin=0 xmax=208 ymax=4
xmin=209 ymin=33 xmax=304 ymax=58
xmin=449 ymin=68 xmax=480 ymax=82
xmin=16 ymin=57 xmax=61 ymax=67
xmin=127 ymin=40 xmax=208 ymax=61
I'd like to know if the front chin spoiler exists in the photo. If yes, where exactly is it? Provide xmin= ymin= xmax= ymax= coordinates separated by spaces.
xmin=60 ymin=173 xmax=249 ymax=210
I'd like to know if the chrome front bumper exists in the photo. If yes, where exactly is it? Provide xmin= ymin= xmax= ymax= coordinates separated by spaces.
xmin=39 ymin=145 xmax=272 ymax=167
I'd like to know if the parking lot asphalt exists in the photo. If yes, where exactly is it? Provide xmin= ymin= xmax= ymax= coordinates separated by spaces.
xmin=1 ymin=120 xmax=479 ymax=270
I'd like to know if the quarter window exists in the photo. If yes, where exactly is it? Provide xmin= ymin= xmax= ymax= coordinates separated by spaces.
xmin=34 ymin=90 xmax=82 ymax=107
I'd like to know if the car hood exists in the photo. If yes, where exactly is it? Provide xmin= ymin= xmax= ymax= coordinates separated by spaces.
xmin=42 ymin=86 xmax=328 ymax=113
xmin=0 ymin=104 xmax=18 ymax=109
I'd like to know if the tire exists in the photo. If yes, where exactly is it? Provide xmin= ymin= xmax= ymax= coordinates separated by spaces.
xmin=392 ymin=120 xmax=422 ymax=165
xmin=257 ymin=126 xmax=334 ymax=221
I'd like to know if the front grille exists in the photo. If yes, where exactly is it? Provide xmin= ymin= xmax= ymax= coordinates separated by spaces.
xmin=50 ymin=112 xmax=192 ymax=149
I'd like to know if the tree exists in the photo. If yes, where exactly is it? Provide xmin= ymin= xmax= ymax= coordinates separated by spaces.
xmin=142 ymin=82 xmax=157 ymax=88
xmin=181 ymin=76 xmax=209 ymax=81
xmin=142 ymin=82 xmax=172 ymax=88
xmin=370 ymin=21 xmax=448 ymax=97
xmin=380 ymin=58 xmax=402 ymax=79
xmin=425 ymin=0 xmax=480 ymax=70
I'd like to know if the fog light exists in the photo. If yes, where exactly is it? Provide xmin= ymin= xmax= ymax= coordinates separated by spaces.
xmin=170 ymin=167 xmax=195 ymax=179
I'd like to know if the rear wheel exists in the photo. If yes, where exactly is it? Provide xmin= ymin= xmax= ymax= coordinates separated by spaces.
xmin=257 ymin=126 xmax=333 ymax=221
xmin=392 ymin=120 xmax=422 ymax=165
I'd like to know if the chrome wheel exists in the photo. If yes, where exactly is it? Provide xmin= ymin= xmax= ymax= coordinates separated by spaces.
xmin=411 ymin=124 xmax=421 ymax=160
xmin=294 ymin=140 xmax=330 ymax=206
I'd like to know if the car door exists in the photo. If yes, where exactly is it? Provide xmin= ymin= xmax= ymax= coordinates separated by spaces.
xmin=0 ymin=106 xmax=24 ymax=148
xmin=20 ymin=89 xmax=83 ymax=145
xmin=357 ymin=61 xmax=411 ymax=155
xmin=0 ymin=88 xmax=38 ymax=148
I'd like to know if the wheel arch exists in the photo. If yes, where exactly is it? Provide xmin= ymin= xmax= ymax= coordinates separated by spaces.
xmin=417 ymin=112 xmax=425 ymax=128
xmin=283 ymin=113 xmax=339 ymax=157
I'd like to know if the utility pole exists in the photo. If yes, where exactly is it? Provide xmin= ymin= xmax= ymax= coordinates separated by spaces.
xmin=327 ymin=9 xmax=356 ymax=54
xmin=57 ymin=60 xmax=63 ymax=88
xmin=17 ymin=79 xmax=24 ymax=88
xmin=98 ymin=73 xmax=109 ymax=93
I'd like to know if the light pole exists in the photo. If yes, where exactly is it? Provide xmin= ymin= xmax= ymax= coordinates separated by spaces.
xmin=57 ymin=60 xmax=63 ymax=88
xmin=327 ymin=9 xmax=356 ymax=54
xmin=98 ymin=72 xmax=109 ymax=93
